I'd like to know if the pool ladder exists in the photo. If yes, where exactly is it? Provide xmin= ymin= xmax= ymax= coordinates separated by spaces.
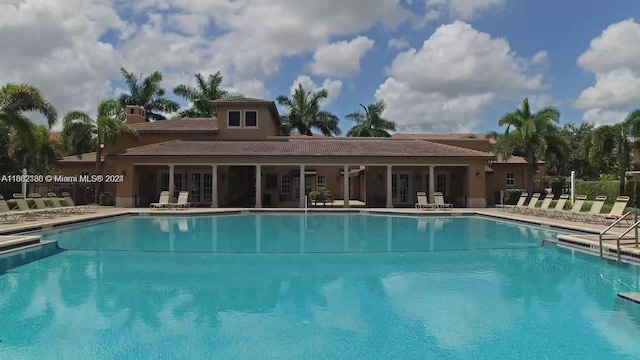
xmin=599 ymin=211 xmax=640 ymax=262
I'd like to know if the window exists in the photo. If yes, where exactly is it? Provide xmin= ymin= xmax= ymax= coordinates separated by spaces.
xmin=317 ymin=175 xmax=327 ymax=189
xmin=244 ymin=110 xmax=258 ymax=127
xmin=228 ymin=110 xmax=241 ymax=127
xmin=280 ymin=175 xmax=291 ymax=194
xmin=436 ymin=174 xmax=447 ymax=194
xmin=506 ymin=172 xmax=515 ymax=186
xmin=160 ymin=173 xmax=169 ymax=191
xmin=305 ymin=175 xmax=312 ymax=194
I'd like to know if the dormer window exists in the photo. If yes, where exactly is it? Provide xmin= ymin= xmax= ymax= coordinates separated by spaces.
xmin=244 ymin=110 xmax=258 ymax=128
xmin=228 ymin=110 xmax=241 ymax=127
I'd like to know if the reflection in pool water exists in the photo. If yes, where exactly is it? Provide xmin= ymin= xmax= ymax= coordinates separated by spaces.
xmin=0 ymin=214 xmax=639 ymax=359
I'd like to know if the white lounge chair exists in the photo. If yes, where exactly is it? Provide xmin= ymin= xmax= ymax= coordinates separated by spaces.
xmin=433 ymin=192 xmax=452 ymax=210
xmin=0 ymin=195 xmax=22 ymax=223
xmin=584 ymin=196 xmax=630 ymax=224
xmin=47 ymin=193 xmax=76 ymax=215
xmin=558 ymin=195 xmax=587 ymax=220
xmin=151 ymin=191 xmax=171 ymax=209
xmin=168 ymin=191 xmax=190 ymax=210
xmin=12 ymin=195 xmax=45 ymax=221
xmin=62 ymin=192 xmax=98 ymax=213
xmin=573 ymin=196 xmax=607 ymax=222
xmin=415 ymin=192 xmax=432 ymax=210
xmin=497 ymin=193 xmax=527 ymax=212
xmin=545 ymin=194 xmax=569 ymax=218
xmin=531 ymin=194 xmax=554 ymax=216
xmin=30 ymin=193 xmax=58 ymax=218
xmin=518 ymin=193 xmax=541 ymax=215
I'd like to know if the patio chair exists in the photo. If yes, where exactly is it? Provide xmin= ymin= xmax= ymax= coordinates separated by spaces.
xmin=496 ymin=193 xmax=527 ymax=212
xmin=47 ymin=193 xmax=76 ymax=215
xmin=557 ymin=195 xmax=587 ymax=220
xmin=12 ymin=194 xmax=44 ymax=221
xmin=61 ymin=192 xmax=98 ymax=213
xmin=517 ymin=193 xmax=541 ymax=215
xmin=415 ymin=192 xmax=432 ymax=210
xmin=573 ymin=196 xmax=606 ymax=222
xmin=30 ymin=193 xmax=58 ymax=218
xmin=544 ymin=194 xmax=570 ymax=218
xmin=531 ymin=194 xmax=554 ymax=216
xmin=0 ymin=195 xmax=22 ymax=224
xmin=168 ymin=191 xmax=190 ymax=210
xmin=433 ymin=192 xmax=452 ymax=210
xmin=584 ymin=196 xmax=631 ymax=224
xmin=150 ymin=191 xmax=171 ymax=209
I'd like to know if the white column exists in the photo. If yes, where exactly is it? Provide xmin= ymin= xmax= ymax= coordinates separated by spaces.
xmin=211 ymin=165 xmax=218 ymax=208
xmin=429 ymin=165 xmax=435 ymax=204
xmin=343 ymin=165 xmax=350 ymax=208
xmin=299 ymin=165 xmax=306 ymax=208
xmin=255 ymin=165 xmax=262 ymax=208
xmin=386 ymin=165 xmax=393 ymax=208
xmin=168 ymin=164 xmax=175 ymax=200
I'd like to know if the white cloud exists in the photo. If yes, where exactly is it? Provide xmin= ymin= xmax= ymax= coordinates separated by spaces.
xmin=531 ymin=50 xmax=548 ymax=65
xmin=0 ymin=0 xmax=131 ymax=126
xmin=575 ymin=19 xmax=640 ymax=121
xmin=424 ymin=0 xmax=506 ymax=21
xmin=2 ymin=0 xmax=413 ymax=125
xmin=307 ymin=36 xmax=375 ymax=77
xmin=528 ymin=94 xmax=553 ymax=109
xmin=290 ymin=75 xmax=343 ymax=106
xmin=582 ymin=108 xmax=627 ymax=126
xmin=375 ymin=21 xmax=545 ymax=132
xmin=388 ymin=38 xmax=410 ymax=50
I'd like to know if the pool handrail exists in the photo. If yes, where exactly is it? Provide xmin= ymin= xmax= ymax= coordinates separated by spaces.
xmin=615 ymin=217 xmax=640 ymax=262
xmin=599 ymin=211 xmax=631 ymax=259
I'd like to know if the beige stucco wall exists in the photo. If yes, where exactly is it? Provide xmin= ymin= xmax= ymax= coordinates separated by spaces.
xmin=215 ymin=104 xmax=283 ymax=140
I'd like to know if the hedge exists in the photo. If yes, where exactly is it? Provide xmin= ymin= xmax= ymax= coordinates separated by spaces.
xmin=576 ymin=181 xmax=619 ymax=204
xmin=504 ymin=189 xmax=527 ymax=205
xmin=5 ymin=198 xmax=67 ymax=210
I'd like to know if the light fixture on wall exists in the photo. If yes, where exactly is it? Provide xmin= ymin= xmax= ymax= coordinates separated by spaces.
xmin=121 ymin=170 xmax=126 ymax=176
xmin=475 ymin=171 xmax=480 ymax=178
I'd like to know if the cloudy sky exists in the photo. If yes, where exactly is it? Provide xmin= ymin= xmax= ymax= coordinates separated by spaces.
xmin=2 ymin=0 xmax=639 ymax=134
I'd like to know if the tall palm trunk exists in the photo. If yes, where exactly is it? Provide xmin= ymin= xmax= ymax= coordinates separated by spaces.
xmin=619 ymin=158 xmax=628 ymax=195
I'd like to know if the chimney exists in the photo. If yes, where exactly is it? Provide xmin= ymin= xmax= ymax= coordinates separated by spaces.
xmin=125 ymin=105 xmax=146 ymax=124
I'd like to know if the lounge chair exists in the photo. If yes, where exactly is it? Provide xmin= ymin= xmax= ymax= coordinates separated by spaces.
xmin=518 ymin=193 xmax=541 ymax=215
xmin=584 ymin=196 xmax=631 ymax=224
xmin=531 ymin=194 xmax=554 ymax=216
xmin=433 ymin=192 xmax=452 ymax=210
xmin=557 ymin=195 xmax=587 ymax=220
xmin=61 ymin=192 xmax=98 ymax=213
xmin=544 ymin=194 xmax=570 ymax=218
xmin=30 ymin=193 xmax=58 ymax=218
xmin=497 ymin=193 xmax=527 ymax=212
xmin=415 ymin=192 xmax=432 ymax=210
xmin=47 ymin=193 xmax=76 ymax=215
xmin=168 ymin=191 xmax=190 ymax=210
xmin=151 ymin=191 xmax=171 ymax=209
xmin=0 ymin=195 xmax=22 ymax=224
xmin=573 ymin=196 xmax=606 ymax=222
xmin=12 ymin=194 xmax=45 ymax=221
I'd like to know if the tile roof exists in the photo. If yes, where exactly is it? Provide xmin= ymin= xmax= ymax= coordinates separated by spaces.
xmin=59 ymin=152 xmax=102 ymax=163
xmin=210 ymin=97 xmax=274 ymax=104
xmin=129 ymin=118 xmax=218 ymax=132
xmin=116 ymin=139 xmax=495 ymax=158
xmin=49 ymin=131 xmax=61 ymax=142
xmin=392 ymin=133 xmax=496 ymax=143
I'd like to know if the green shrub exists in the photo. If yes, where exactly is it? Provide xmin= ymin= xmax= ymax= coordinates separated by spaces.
xmin=550 ymin=181 xmax=564 ymax=197
xmin=504 ymin=188 xmax=526 ymax=205
xmin=576 ymin=181 xmax=619 ymax=203
xmin=99 ymin=192 xmax=114 ymax=206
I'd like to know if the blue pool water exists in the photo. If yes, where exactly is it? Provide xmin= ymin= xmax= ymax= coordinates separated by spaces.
xmin=0 ymin=214 xmax=639 ymax=359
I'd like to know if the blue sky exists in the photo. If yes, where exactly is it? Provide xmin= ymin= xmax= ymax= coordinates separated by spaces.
xmin=4 ymin=0 xmax=640 ymax=134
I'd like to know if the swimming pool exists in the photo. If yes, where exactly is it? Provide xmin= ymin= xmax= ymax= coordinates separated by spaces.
xmin=1 ymin=213 xmax=639 ymax=359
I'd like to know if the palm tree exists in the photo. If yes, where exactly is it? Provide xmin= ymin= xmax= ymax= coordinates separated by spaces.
xmin=62 ymin=99 xmax=139 ymax=203
xmin=173 ymin=72 xmax=243 ymax=118
xmin=10 ymin=124 xmax=62 ymax=175
xmin=276 ymin=84 xmax=341 ymax=136
xmin=118 ymin=68 xmax=179 ymax=121
xmin=487 ymin=98 xmax=569 ymax=192
xmin=345 ymin=100 xmax=396 ymax=137
xmin=589 ymin=109 xmax=640 ymax=194
xmin=0 ymin=83 xmax=57 ymax=147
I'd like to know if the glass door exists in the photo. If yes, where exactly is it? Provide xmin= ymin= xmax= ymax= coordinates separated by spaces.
xmin=190 ymin=173 xmax=201 ymax=203
xmin=392 ymin=172 xmax=411 ymax=205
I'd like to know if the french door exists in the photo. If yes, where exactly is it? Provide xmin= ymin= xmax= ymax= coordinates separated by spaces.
xmin=392 ymin=172 xmax=411 ymax=205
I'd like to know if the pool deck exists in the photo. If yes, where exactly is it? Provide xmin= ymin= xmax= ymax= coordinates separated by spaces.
xmin=0 ymin=206 xmax=639 ymax=263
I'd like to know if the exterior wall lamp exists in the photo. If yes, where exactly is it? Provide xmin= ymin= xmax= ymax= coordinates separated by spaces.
xmin=475 ymin=171 xmax=480 ymax=178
